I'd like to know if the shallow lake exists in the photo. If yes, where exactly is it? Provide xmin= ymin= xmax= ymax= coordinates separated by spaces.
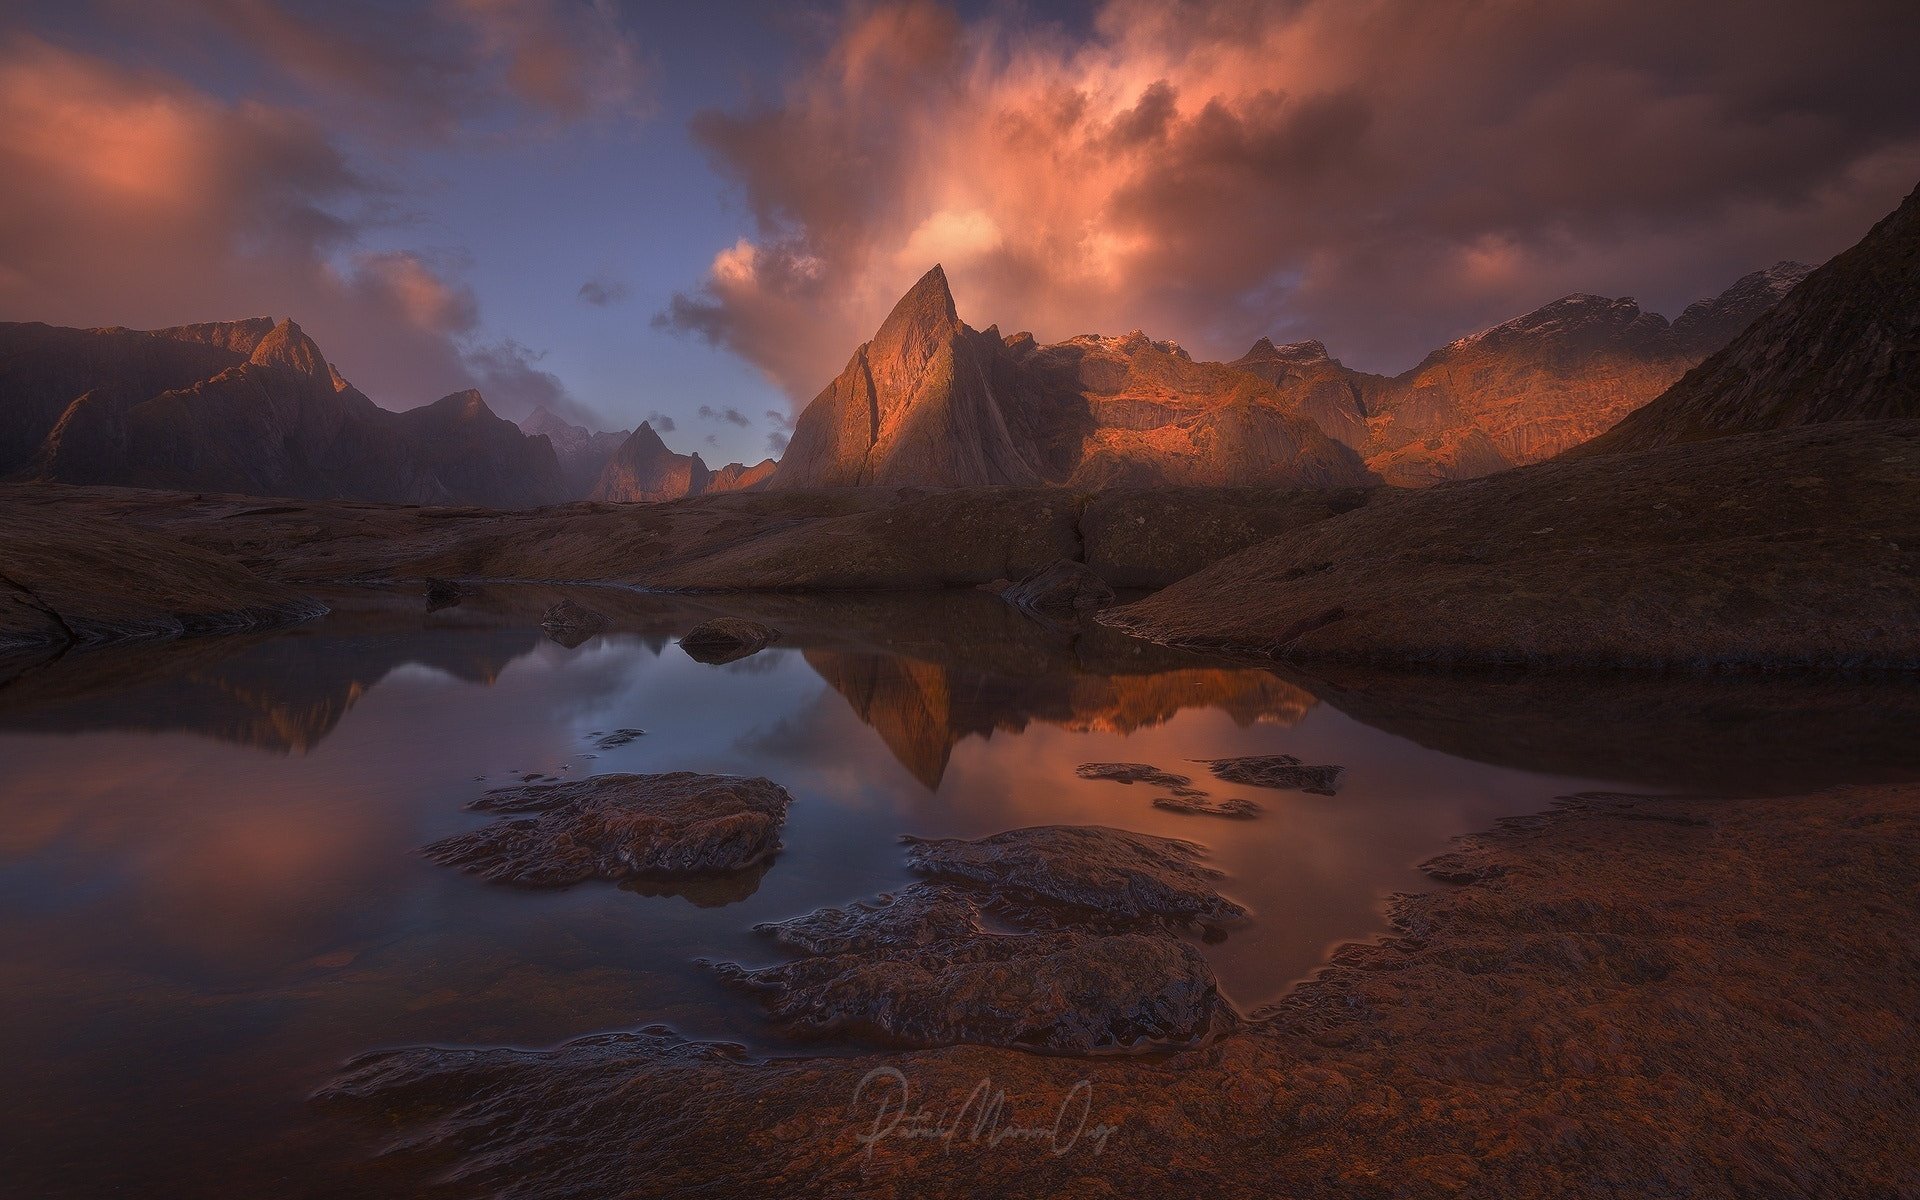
xmin=2 ymin=585 xmax=1915 ymax=1197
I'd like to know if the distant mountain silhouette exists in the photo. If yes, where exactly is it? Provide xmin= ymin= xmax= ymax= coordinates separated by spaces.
xmin=2 ymin=318 xmax=568 ymax=507
xmin=1575 ymin=183 xmax=1920 ymax=455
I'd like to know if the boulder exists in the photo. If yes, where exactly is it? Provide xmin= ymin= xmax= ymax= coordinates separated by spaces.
xmin=1200 ymin=755 xmax=1344 ymax=796
xmin=996 ymin=559 xmax=1116 ymax=617
xmin=710 ymin=882 xmax=1232 ymax=1052
xmin=423 ymin=771 xmax=792 ymax=887
xmin=903 ymin=825 xmax=1246 ymax=924
xmin=539 ymin=599 xmax=608 ymax=647
xmin=679 ymin=617 xmax=779 ymax=664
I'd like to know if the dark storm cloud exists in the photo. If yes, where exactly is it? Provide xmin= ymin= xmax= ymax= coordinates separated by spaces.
xmin=662 ymin=0 xmax=1920 ymax=396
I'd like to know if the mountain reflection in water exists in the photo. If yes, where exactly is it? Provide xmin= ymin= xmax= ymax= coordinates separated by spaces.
xmin=1 ymin=584 xmax=1916 ymax=1198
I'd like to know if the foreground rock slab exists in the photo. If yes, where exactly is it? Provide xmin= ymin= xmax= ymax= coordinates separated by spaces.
xmin=710 ymin=883 xmax=1232 ymax=1052
xmin=1200 ymin=754 xmax=1344 ymax=795
xmin=424 ymin=771 xmax=791 ymax=887
xmin=1076 ymin=761 xmax=1207 ymax=797
xmin=904 ymin=824 xmax=1247 ymax=925
xmin=321 ymin=784 xmax=1920 ymax=1198
xmin=679 ymin=617 xmax=779 ymax=664
xmin=1153 ymin=795 xmax=1262 ymax=819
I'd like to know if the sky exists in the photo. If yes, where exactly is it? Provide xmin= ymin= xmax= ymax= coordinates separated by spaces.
xmin=2 ymin=1 xmax=1917 ymax=468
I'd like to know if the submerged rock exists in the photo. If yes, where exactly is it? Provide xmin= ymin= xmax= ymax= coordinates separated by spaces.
xmin=1154 ymin=795 xmax=1262 ymax=819
xmin=593 ymin=728 xmax=645 ymax=749
xmin=424 ymin=771 xmax=791 ymax=887
xmin=996 ymin=558 xmax=1117 ymax=617
xmin=679 ymin=617 xmax=778 ymax=664
xmin=423 ymin=577 xmax=464 ymax=611
xmin=711 ymin=882 xmax=1232 ymax=1052
xmin=539 ymin=599 xmax=608 ymax=647
xmin=904 ymin=824 xmax=1247 ymax=924
xmin=1076 ymin=761 xmax=1207 ymax=797
xmin=1200 ymin=754 xmax=1344 ymax=795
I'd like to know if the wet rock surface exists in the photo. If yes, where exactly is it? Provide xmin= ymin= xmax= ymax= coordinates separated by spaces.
xmin=709 ymin=882 xmax=1233 ymax=1052
xmin=323 ymin=785 xmax=1920 ymax=1198
xmin=424 ymin=771 xmax=791 ymax=887
xmin=679 ymin=617 xmax=779 ymax=664
xmin=1075 ymin=761 xmax=1205 ymax=797
xmin=589 ymin=727 xmax=645 ymax=749
xmin=904 ymin=824 xmax=1247 ymax=925
xmin=996 ymin=558 xmax=1117 ymax=618
xmin=538 ymin=599 xmax=607 ymax=647
xmin=1153 ymin=795 xmax=1262 ymax=819
xmin=1200 ymin=754 xmax=1345 ymax=795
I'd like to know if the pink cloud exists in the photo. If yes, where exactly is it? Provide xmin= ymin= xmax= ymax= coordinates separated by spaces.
xmin=664 ymin=0 xmax=1920 ymax=400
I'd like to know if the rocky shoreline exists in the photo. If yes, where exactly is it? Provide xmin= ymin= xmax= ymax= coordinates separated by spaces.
xmin=318 ymin=781 xmax=1920 ymax=1198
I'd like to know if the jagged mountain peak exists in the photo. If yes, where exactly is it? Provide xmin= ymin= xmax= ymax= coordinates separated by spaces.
xmin=248 ymin=319 xmax=330 ymax=378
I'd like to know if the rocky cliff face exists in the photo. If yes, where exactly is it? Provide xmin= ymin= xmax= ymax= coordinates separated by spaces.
xmin=1317 ymin=265 xmax=1809 ymax=485
xmin=707 ymin=458 xmax=778 ymax=493
xmin=590 ymin=422 xmax=712 ymax=502
xmin=1576 ymin=185 xmax=1920 ymax=455
xmin=520 ymin=405 xmax=630 ymax=498
xmin=3 ymin=318 xmax=569 ymax=507
xmin=768 ymin=266 xmax=1372 ymax=491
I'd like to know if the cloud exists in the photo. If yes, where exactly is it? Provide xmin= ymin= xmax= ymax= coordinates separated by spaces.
xmin=767 ymin=430 xmax=791 ymax=454
xmin=645 ymin=411 xmax=677 ymax=432
xmin=156 ymin=0 xmax=651 ymax=134
xmin=697 ymin=404 xmax=752 ymax=427
xmin=577 ymin=275 xmax=631 ymax=306
xmin=0 ymin=30 xmax=617 ymax=420
xmin=662 ymin=0 xmax=1920 ymax=392
xmin=764 ymin=408 xmax=793 ymax=429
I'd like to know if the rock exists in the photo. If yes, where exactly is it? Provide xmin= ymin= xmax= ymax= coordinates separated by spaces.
xmin=710 ymin=882 xmax=1233 ymax=1052
xmin=1200 ymin=755 xmax=1344 ymax=796
xmin=592 ymin=728 xmax=645 ymax=749
xmin=1153 ymin=796 xmax=1262 ymax=819
xmin=1075 ymin=762 xmax=1207 ymax=798
xmin=423 ymin=771 xmax=792 ymax=887
xmin=539 ymin=599 xmax=608 ymax=647
xmin=904 ymin=825 xmax=1247 ymax=924
xmin=679 ymin=617 xmax=778 ymax=664
xmin=423 ymin=577 xmax=464 ymax=611
xmin=996 ymin=559 xmax=1116 ymax=617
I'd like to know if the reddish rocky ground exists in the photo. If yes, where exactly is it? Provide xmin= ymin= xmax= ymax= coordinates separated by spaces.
xmin=314 ymin=782 xmax=1920 ymax=1198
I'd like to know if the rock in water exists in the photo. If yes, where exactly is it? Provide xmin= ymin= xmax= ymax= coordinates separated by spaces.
xmin=997 ymin=559 xmax=1117 ymax=617
xmin=539 ymin=599 xmax=607 ymax=647
xmin=678 ymin=617 xmax=778 ymax=664
xmin=423 ymin=577 xmax=463 ymax=611
xmin=1200 ymin=754 xmax=1344 ymax=795
xmin=1076 ymin=762 xmax=1207 ymax=798
xmin=709 ymin=882 xmax=1232 ymax=1052
xmin=423 ymin=771 xmax=792 ymax=886
xmin=1153 ymin=796 xmax=1263 ymax=819
xmin=904 ymin=825 xmax=1246 ymax=924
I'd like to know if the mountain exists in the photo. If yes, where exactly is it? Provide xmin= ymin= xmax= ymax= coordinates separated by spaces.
xmin=708 ymin=458 xmax=777 ymax=492
xmin=519 ymin=405 xmax=630 ymax=497
xmin=1301 ymin=265 xmax=1810 ymax=485
xmin=768 ymin=266 xmax=1373 ymax=490
xmin=590 ymin=421 xmax=711 ymax=502
xmin=1575 ymin=185 xmax=1920 ymax=455
xmin=2 ymin=317 xmax=569 ymax=507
